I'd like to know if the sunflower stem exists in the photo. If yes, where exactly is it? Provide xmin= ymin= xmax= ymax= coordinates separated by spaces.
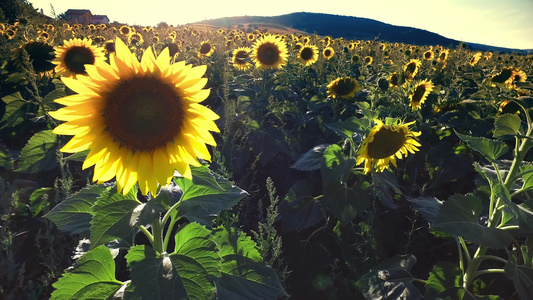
xmin=138 ymin=225 xmax=154 ymax=245
xmin=152 ymin=217 xmax=164 ymax=254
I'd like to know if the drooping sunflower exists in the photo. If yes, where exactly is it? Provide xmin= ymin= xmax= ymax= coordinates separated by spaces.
xmin=470 ymin=52 xmax=482 ymax=66
xmin=356 ymin=119 xmax=421 ymax=173
xmin=119 ymin=25 xmax=132 ymax=36
xmin=364 ymin=56 xmax=373 ymax=65
xmin=490 ymin=67 xmax=514 ymax=87
xmin=49 ymin=38 xmax=220 ymax=197
xmin=298 ymin=44 xmax=319 ymax=66
xmin=512 ymin=69 xmax=527 ymax=83
xmin=323 ymin=47 xmax=334 ymax=60
xmin=11 ymin=41 xmax=56 ymax=74
xmin=423 ymin=50 xmax=434 ymax=60
xmin=388 ymin=72 xmax=400 ymax=87
xmin=198 ymin=40 xmax=215 ymax=57
xmin=232 ymin=47 xmax=252 ymax=71
xmin=404 ymin=59 xmax=422 ymax=81
xmin=409 ymin=79 xmax=435 ymax=110
xmin=251 ymin=34 xmax=288 ymax=70
xmin=53 ymin=38 xmax=105 ymax=78
xmin=327 ymin=77 xmax=362 ymax=99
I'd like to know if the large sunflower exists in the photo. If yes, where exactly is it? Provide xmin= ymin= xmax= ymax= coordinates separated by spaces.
xmin=298 ymin=44 xmax=319 ymax=66
xmin=251 ymin=34 xmax=288 ymax=70
xmin=327 ymin=77 xmax=362 ymax=99
xmin=490 ymin=67 xmax=514 ymax=87
xmin=232 ymin=47 xmax=252 ymax=71
xmin=356 ymin=119 xmax=421 ymax=173
xmin=11 ymin=41 xmax=56 ymax=74
xmin=53 ymin=38 xmax=105 ymax=78
xmin=49 ymin=38 xmax=220 ymax=197
xmin=198 ymin=40 xmax=215 ymax=57
xmin=409 ymin=79 xmax=434 ymax=110
xmin=323 ymin=47 xmax=334 ymax=60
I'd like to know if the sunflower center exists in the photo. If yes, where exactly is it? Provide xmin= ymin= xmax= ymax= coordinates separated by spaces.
xmin=64 ymin=46 xmax=95 ymax=74
xmin=257 ymin=43 xmax=280 ymax=65
xmin=103 ymin=76 xmax=183 ymax=151
xmin=300 ymin=47 xmax=314 ymax=60
xmin=333 ymin=79 xmax=356 ymax=96
xmin=406 ymin=62 xmax=416 ymax=73
xmin=412 ymin=85 xmax=427 ymax=103
xmin=367 ymin=126 xmax=407 ymax=159
xmin=199 ymin=43 xmax=212 ymax=54
xmin=235 ymin=50 xmax=248 ymax=64
xmin=324 ymin=49 xmax=332 ymax=57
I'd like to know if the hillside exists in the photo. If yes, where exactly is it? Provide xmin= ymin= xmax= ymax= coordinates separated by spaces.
xmin=192 ymin=12 xmax=529 ymax=53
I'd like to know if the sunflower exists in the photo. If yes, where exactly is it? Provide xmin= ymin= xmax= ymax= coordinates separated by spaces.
xmin=232 ymin=47 xmax=252 ymax=71
xmin=38 ymin=30 xmax=51 ymax=42
xmin=404 ymin=59 xmax=421 ymax=81
xmin=356 ymin=119 xmax=421 ymax=173
xmin=165 ymin=43 xmax=180 ymax=58
xmin=388 ymin=72 xmax=400 ymax=87
xmin=512 ymin=69 xmax=527 ymax=83
xmin=498 ymin=100 xmax=521 ymax=115
xmin=323 ymin=47 xmax=334 ymax=60
xmin=247 ymin=33 xmax=255 ymax=41
xmin=53 ymin=38 xmax=105 ymax=78
xmin=438 ymin=49 xmax=449 ymax=62
xmin=103 ymin=40 xmax=116 ymax=54
xmin=49 ymin=38 xmax=220 ymax=197
xmin=4 ymin=28 xmax=16 ymax=39
xmin=198 ymin=40 xmax=215 ymax=57
xmin=11 ymin=41 xmax=56 ymax=74
xmin=251 ymin=34 xmax=288 ymax=70
xmin=423 ymin=50 xmax=434 ymax=60
xmin=119 ymin=25 xmax=132 ymax=36
xmin=128 ymin=32 xmax=144 ymax=45
xmin=409 ymin=79 xmax=434 ymax=110
xmin=490 ymin=67 xmax=514 ymax=87
xmin=364 ymin=56 xmax=373 ymax=65
xmin=470 ymin=52 xmax=482 ymax=66
xmin=298 ymin=44 xmax=319 ymax=66
xmin=327 ymin=77 xmax=362 ymax=99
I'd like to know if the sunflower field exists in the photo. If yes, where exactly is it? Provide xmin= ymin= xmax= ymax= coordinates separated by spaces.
xmin=1 ymin=11 xmax=533 ymax=300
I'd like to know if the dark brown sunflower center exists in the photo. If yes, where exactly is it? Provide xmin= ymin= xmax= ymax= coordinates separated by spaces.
xmin=324 ymin=49 xmax=332 ymax=57
xmin=64 ymin=46 xmax=95 ymax=74
xmin=389 ymin=74 xmax=399 ymax=86
xmin=492 ymin=69 xmax=513 ymax=83
xmin=406 ymin=63 xmax=417 ymax=73
xmin=333 ymin=79 xmax=356 ymax=96
xmin=257 ymin=43 xmax=280 ymax=65
xmin=367 ymin=126 xmax=406 ymax=159
xmin=199 ymin=43 xmax=212 ymax=54
xmin=121 ymin=27 xmax=130 ymax=35
xmin=424 ymin=52 xmax=432 ymax=59
xmin=300 ymin=47 xmax=314 ymax=61
xmin=103 ymin=76 xmax=183 ymax=151
xmin=412 ymin=85 xmax=427 ymax=103
xmin=235 ymin=50 xmax=248 ymax=64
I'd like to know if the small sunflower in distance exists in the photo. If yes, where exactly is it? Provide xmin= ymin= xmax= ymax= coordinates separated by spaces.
xmin=119 ymin=25 xmax=132 ymax=36
xmin=409 ymin=79 xmax=434 ymax=110
xmin=232 ymin=47 xmax=252 ymax=71
xmin=356 ymin=119 xmax=421 ymax=173
xmin=404 ymin=59 xmax=422 ymax=81
xmin=423 ymin=50 xmax=434 ymax=60
xmin=323 ymin=46 xmax=334 ymax=60
xmin=198 ymin=40 xmax=215 ymax=57
xmin=49 ymin=38 xmax=220 ymax=197
xmin=327 ymin=77 xmax=362 ymax=99
xmin=251 ymin=34 xmax=288 ymax=70
xmin=470 ymin=52 xmax=482 ymax=66
xmin=298 ymin=44 xmax=319 ymax=66
xmin=53 ymin=38 xmax=105 ymax=78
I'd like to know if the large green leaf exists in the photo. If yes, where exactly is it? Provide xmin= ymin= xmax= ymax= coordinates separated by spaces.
xmin=372 ymin=170 xmax=401 ymax=209
xmin=211 ymin=227 xmax=287 ymax=299
xmin=321 ymin=144 xmax=355 ymax=186
xmin=1 ymin=92 xmax=27 ymax=129
xmin=505 ymin=249 xmax=533 ymax=300
xmin=493 ymin=114 xmax=521 ymax=138
xmin=324 ymin=182 xmax=370 ymax=225
xmin=291 ymin=144 xmax=328 ymax=171
xmin=493 ymin=183 xmax=533 ymax=233
xmin=407 ymin=196 xmax=443 ymax=224
xmin=424 ymin=261 xmax=463 ymax=299
xmin=432 ymin=194 xmax=512 ymax=249
xmin=90 ymin=186 xmax=140 ymax=248
xmin=356 ymin=255 xmax=421 ymax=299
xmin=0 ymin=144 xmax=13 ymax=170
xmin=173 ymin=166 xmax=248 ymax=226
xmin=15 ymin=130 xmax=59 ymax=173
xmin=325 ymin=117 xmax=365 ymax=139
xmin=279 ymin=179 xmax=325 ymax=231
xmin=45 ymin=185 xmax=109 ymax=235
xmin=51 ymin=245 xmax=123 ymax=300
xmin=455 ymin=131 xmax=508 ymax=163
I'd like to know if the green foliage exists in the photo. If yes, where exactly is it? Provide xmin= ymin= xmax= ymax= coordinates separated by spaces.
xmin=15 ymin=130 xmax=59 ymax=173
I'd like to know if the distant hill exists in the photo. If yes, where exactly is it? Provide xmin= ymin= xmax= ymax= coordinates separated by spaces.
xmin=192 ymin=12 xmax=530 ymax=53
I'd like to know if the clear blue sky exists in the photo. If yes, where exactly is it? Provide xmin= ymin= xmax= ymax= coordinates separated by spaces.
xmin=29 ymin=0 xmax=533 ymax=50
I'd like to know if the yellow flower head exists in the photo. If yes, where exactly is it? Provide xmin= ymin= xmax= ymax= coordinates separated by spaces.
xmin=323 ymin=46 xmax=334 ymax=60
xmin=198 ymin=40 xmax=215 ymax=57
xmin=356 ymin=119 xmax=421 ymax=173
xmin=298 ymin=44 xmax=319 ymax=66
xmin=53 ymin=38 xmax=105 ymax=78
xmin=327 ymin=77 xmax=362 ymax=99
xmin=409 ymin=79 xmax=435 ymax=110
xmin=232 ymin=47 xmax=252 ymax=71
xmin=423 ymin=50 xmax=434 ymax=60
xmin=49 ymin=38 xmax=220 ymax=197
xmin=251 ymin=34 xmax=288 ymax=70
xmin=470 ymin=52 xmax=482 ymax=66
xmin=404 ymin=59 xmax=422 ymax=81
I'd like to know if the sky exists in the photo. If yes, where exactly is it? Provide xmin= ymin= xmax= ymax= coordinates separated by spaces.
xmin=28 ymin=0 xmax=533 ymax=50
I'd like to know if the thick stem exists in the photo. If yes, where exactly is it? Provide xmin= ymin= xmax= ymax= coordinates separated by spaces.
xmin=152 ymin=217 xmax=164 ymax=254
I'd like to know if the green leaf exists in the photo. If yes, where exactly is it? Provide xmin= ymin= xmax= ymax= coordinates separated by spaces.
xmin=0 ymin=144 xmax=13 ymax=170
xmin=432 ymin=194 xmax=513 ymax=249
xmin=15 ymin=130 xmax=59 ymax=173
xmin=356 ymin=255 xmax=421 ymax=299
xmin=325 ymin=117 xmax=365 ymax=139
xmin=279 ymin=180 xmax=325 ymax=231
xmin=424 ymin=261 xmax=463 ymax=299
xmin=126 ymin=223 xmax=221 ymax=299
xmin=45 ymin=185 xmax=109 ymax=235
xmin=505 ymin=249 xmax=533 ymax=300
xmin=493 ymin=114 xmax=521 ymax=138
xmin=371 ymin=170 xmax=401 ymax=209
xmin=291 ymin=144 xmax=328 ymax=171
xmin=321 ymin=144 xmax=355 ymax=186
xmin=42 ymin=88 xmax=66 ymax=112
xmin=519 ymin=164 xmax=533 ymax=192
xmin=211 ymin=226 xmax=261 ymax=262
xmin=1 ymin=92 xmax=27 ymax=129
xmin=407 ymin=196 xmax=443 ymax=224
xmin=324 ymin=182 xmax=369 ymax=225
xmin=29 ymin=187 xmax=51 ymax=217
xmin=455 ymin=131 xmax=508 ymax=163
xmin=90 ymin=186 xmax=140 ymax=248
xmin=64 ymin=149 xmax=90 ymax=162
xmin=51 ymin=245 xmax=123 ymax=300
xmin=174 ymin=166 xmax=248 ymax=226
xmin=493 ymin=183 xmax=533 ymax=233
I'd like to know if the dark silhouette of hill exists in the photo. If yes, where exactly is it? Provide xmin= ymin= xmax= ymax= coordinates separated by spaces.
xmin=195 ymin=12 xmax=530 ymax=53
